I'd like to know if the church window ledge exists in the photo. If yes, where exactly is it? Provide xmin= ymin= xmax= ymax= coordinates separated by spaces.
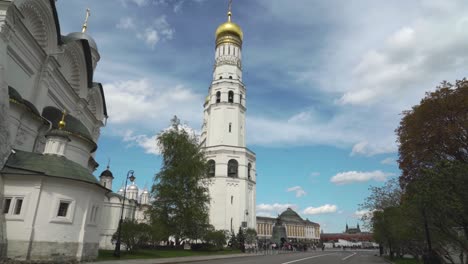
xmin=87 ymin=204 xmax=99 ymax=226
xmin=4 ymin=195 xmax=27 ymax=221
xmin=50 ymin=198 xmax=75 ymax=224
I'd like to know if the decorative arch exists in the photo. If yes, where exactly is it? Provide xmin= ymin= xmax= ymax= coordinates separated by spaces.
xmin=58 ymin=41 xmax=88 ymax=98
xmin=207 ymin=160 xmax=215 ymax=177
xmin=227 ymin=159 xmax=238 ymax=178
xmin=16 ymin=0 xmax=60 ymax=53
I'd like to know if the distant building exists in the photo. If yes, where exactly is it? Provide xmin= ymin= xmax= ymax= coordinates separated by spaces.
xmin=321 ymin=224 xmax=373 ymax=243
xmin=256 ymin=208 xmax=320 ymax=244
xmin=97 ymin=167 xmax=151 ymax=250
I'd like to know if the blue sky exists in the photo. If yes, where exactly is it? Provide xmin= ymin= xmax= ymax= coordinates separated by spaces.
xmin=56 ymin=0 xmax=468 ymax=233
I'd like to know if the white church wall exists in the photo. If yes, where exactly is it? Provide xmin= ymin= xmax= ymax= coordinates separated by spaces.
xmin=65 ymin=137 xmax=94 ymax=169
xmin=8 ymin=103 xmax=43 ymax=153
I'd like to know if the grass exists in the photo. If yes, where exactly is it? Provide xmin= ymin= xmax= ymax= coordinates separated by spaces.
xmin=96 ymin=248 xmax=242 ymax=261
xmin=385 ymin=256 xmax=423 ymax=264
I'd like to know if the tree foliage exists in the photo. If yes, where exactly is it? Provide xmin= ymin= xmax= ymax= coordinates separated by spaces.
xmin=202 ymin=228 xmax=229 ymax=250
xmin=397 ymin=79 xmax=468 ymax=187
xmin=112 ymin=219 xmax=151 ymax=252
xmin=363 ymin=79 xmax=468 ymax=263
xmin=150 ymin=116 xmax=211 ymax=242
xmin=244 ymin=228 xmax=258 ymax=245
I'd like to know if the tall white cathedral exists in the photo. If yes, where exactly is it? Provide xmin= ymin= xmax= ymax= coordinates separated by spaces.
xmin=200 ymin=7 xmax=256 ymax=233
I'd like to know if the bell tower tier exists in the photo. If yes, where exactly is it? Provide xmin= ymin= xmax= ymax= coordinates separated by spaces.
xmin=201 ymin=2 xmax=256 ymax=233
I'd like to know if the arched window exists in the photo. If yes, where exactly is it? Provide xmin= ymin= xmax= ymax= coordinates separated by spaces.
xmin=228 ymin=91 xmax=234 ymax=103
xmin=248 ymin=163 xmax=252 ymax=180
xmin=229 ymin=122 xmax=232 ymax=133
xmin=231 ymin=196 xmax=233 ymax=204
xmin=216 ymin=91 xmax=221 ymax=103
xmin=231 ymin=218 xmax=233 ymax=232
xmin=229 ymin=76 xmax=233 ymax=79
xmin=240 ymin=94 xmax=243 ymax=104
xmin=227 ymin=159 xmax=238 ymax=177
xmin=219 ymin=76 xmax=223 ymax=79
xmin=207 ymin=160 xmax=215 ymax=177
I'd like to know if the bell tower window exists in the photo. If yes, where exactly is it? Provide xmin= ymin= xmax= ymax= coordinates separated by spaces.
xmin=216 ymin=91 xmax=221 ymax=103
xmin=240 ymin=94 xmax=243 ymax=104
xmin=229 ymin=123 xmax=232 ymax=133
xmin=207 ymin=160 xmax=215 ymax=177
xmin=248 ymin=163 xmax=252 ymax=180
xmin=227 ymin=159 xmax=238 ymax=177
xmin=228 ymin=91 xmax=234 ymax=103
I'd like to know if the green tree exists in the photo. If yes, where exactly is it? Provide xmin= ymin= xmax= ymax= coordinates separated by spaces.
xmin=237 ymin=227 xmax=246 ymax=252
xmin=244 ymin=228 xmax=257 ymax=245
xmin=150 ymin=116 xmax=211 ymax=243
xmin=404 ymin=161 xmax=468 ymax=263
xmin=397 ymin=79 xmax=468 ymax=188
xmin=228 ymin=231 xmax=238 ymax=249
xmin=112 ymin=219 xmax=151 ymax=252
xmin=202 ymin=228 xmax=229 ymax=250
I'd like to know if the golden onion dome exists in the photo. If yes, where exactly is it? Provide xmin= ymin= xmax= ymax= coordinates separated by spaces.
xmin=215 ymin=11 xmax=243 ymax=46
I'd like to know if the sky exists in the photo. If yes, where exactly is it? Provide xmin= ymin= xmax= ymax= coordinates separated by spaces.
xmin=56 ymin=0 xmax=468 ymax=233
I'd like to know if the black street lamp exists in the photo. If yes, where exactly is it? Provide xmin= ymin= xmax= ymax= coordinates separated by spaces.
xmin=113 ymin=170 xmax=135 ymax=257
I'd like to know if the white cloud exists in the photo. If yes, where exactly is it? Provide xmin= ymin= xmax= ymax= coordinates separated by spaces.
xmin=116 ymin=17 xmax=136 ymax=30
xmin=381 ymin=157 xmax=395 ymax=165
xmin=286 ymin=186 xmax=307 ymax=198
xmin=330 ymin=170 xmax=394 ymax=185
xmin=138 ymin=28 xmax=159 ymax=48
xmin=351 ymin=141 xmax=396 ymax=156
xmin=303 ymin=204 xmax=338 ymax=215
xmin=256 ymin=203 xmax=297 ymax=217
xmin=122 ymin=123 xmax=199 ymax=155
xmin=104 ymin=78 xmax=202 ymax=127
xmin=339 ymin=2 xmax=468 ymax=105
xmin=123 ymin=131 xmax=159 ymax=155
xmin=353 ymin=209 xmax=372 ymax=219
xmin=117 ymin=15 xmax=174 ymax=49
xmin=246 ymin=110 xmax=397 ymax=156
xmin=119 ymin=0 xmax=149 ymax=7
xmin=310 ymin=172 xmax=320 ymax=177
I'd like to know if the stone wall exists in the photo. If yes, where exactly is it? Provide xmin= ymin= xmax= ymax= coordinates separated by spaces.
xmin=0 ymin=64 xmax=11 ymax=259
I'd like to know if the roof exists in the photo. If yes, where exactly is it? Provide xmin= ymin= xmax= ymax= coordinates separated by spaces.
xmin=8 ymin=86 xmax=41 ymax=118
xmin=42 ymin=106 xmax=97 ymax=152
xmin=279 ymin=208 xmax=303 ymax=221
xmin=93 ymin=82 xmax=108 ymax=117
xmin=100 ymin=168 xmax=113 ymax=178
xmin=1 ymin=150 xmax=105 ymax=189
xmin=49 ymin=0 xmax=62 ymax=45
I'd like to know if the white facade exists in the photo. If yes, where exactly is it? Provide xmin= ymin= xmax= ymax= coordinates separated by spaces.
xmin=200 ymin=11 xmax=256 ymax=233
xmin=98 ymin=173 xmax=151 ymax=250
xmin=0 ymin=0 xmax=109 ymax=261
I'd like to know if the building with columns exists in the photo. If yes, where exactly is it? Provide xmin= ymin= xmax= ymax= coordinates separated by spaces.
xmin=256 ymin=208 xmax=321 ymax=244
xmin=200 ymin=6 xmax=256 ymax=233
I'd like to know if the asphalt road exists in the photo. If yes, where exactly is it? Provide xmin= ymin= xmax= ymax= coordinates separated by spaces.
xmin=185 ymin=250 xmax=386 ymax=264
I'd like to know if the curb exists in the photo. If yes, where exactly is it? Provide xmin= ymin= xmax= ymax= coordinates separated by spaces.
xmin=92 ymin=253 xmax=252 ymax=264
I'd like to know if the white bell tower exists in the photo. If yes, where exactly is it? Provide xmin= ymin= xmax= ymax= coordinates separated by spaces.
xmin=201 ymin=2 xmax=256 ymax=233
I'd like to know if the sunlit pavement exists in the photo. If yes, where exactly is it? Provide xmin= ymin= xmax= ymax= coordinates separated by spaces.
xmin=97 ymin=250 xmax=387 ymax=264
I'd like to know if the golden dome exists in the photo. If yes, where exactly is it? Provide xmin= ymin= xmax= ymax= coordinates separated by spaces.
xmin=215 ymin=11 xmax=243 ymax=46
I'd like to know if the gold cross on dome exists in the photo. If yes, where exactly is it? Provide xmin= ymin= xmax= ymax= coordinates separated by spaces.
xmin=82 ymin=8 xmax=90 ymax=33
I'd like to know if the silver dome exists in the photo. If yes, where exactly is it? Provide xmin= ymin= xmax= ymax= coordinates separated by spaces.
xmin=66 ymin=32 xmax=98 ymax=51
xmin=127 ymin=183 xmax=139 ymax=191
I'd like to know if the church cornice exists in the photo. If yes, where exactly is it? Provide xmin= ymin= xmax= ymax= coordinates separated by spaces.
xmin=203 ymin=145 xmax=256 ymax=159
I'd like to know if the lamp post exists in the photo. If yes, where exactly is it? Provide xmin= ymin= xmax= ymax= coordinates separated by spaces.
xmin=113 ymin=170 xmax=135 ymax=257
